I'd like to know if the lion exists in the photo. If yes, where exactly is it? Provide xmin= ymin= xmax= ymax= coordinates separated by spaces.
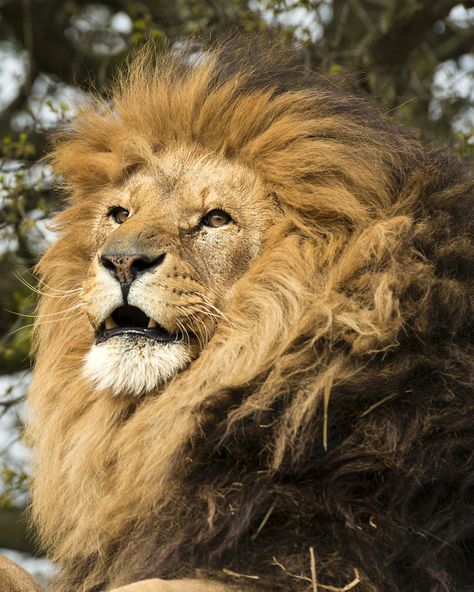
xmin=8 ymin=41 xmax=474 ymax=592
xmin=0 ymin=556 xmax=42 ymax=592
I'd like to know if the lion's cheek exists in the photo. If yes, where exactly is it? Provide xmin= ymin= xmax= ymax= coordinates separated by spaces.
xmin=82 ymin=266 xmax=123 ymax=331
xmin=182 ymin=229 xmax=263 ymax=296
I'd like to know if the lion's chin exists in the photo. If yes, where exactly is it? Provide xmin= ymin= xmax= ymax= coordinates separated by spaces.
xmin=83 ymin=336 xmax=192 ymax=396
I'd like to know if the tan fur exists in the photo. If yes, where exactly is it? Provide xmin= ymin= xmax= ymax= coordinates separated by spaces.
xmin=110 ymin=579 xmax=232 ymax=592
xmin=0 ymin=556 xmax=42 ymax=592
xmin=27 ymin=44 xmax=473 ymax=592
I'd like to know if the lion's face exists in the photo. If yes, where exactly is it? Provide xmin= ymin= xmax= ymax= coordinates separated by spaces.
xmin=82 ymin=146 xmax=278 ymax=395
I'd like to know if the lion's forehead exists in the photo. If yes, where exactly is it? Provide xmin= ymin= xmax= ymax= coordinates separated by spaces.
xmin=119 ymin=149 xmax=260 ymax=218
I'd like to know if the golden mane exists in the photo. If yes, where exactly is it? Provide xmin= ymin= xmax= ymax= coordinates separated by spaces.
xmin=29 ymin=42 xmax=473 ymax=592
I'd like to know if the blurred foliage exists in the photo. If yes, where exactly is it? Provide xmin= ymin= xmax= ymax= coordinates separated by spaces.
xmin=0 ymin=0 xmax=473 ymax=553
xmin=0 ymin=464 xmax=28 ymax=509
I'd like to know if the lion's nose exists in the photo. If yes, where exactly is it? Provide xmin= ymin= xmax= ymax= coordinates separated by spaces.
xmin=100 ymin=253 xmax=165 ymax=285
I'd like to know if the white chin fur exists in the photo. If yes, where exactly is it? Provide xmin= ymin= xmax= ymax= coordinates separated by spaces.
xmin=83 ymin=337 xmax=191 ymax=396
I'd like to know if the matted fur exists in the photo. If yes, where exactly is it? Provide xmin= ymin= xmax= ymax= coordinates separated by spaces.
xmin=29 ymin=42 xmax=474 ymax=592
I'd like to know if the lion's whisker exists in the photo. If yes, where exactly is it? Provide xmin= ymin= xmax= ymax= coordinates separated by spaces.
xmin=188 ymin=312 xmax=211 ymax=349
xmin=14 ymin=273 xmax=82 ymax=298
xmin=193 ymin=293 xmax=234 ymax=327
xmin=7 ymin=310 xmax=86 ymax=337
xmin=5 ymin=303 xmax=83 ymax=319
xmin=174 ymin=316 xmax=192 ymax=346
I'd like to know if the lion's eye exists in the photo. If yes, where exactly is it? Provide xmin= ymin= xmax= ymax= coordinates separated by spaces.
xmin=201 ymin=209 xmax=232 ymax=228
xmin=109 ymin=206 xmax=129 ymax=224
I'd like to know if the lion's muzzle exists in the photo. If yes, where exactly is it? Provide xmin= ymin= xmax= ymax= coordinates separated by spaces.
xmin=97 ymin=304 xmax=193 ymax=345
xmin=100 ymin=252 xmax=166 ymax=299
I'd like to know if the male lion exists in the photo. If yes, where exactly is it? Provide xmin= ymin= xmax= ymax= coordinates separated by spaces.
xmin=7 ymin=42 xmax=474 ymax=592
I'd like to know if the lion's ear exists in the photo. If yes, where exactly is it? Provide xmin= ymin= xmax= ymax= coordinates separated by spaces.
xmin=0 ymin=556 xmax=43 ymax=592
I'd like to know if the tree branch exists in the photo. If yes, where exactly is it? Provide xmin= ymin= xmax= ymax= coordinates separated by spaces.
xmin=433 ymin=24 xmax=474 ymax=62
xmin=369 ymin=0 xmax=461 ymax=66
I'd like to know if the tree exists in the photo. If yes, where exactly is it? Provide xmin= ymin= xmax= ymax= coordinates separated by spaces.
xmin=0 ymin=0 xmax=472 ymax=556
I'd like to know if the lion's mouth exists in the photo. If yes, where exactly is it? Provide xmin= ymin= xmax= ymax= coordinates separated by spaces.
xmin=96 ymin=305 xmax=186 ymax=344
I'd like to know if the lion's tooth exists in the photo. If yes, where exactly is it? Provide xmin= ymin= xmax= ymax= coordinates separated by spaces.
xmin=148 ymin=319 xmax=158 ymax=328
xmin=105 ymin=316 xmax=117 ymax=330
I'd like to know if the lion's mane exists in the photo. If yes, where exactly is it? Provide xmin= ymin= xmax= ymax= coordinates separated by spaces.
xmin=29 ymin=43 xmax=473 ymax=592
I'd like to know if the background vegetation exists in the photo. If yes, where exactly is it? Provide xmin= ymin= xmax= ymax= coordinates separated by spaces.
xmin=0 ymin=0 xmax=473 ymax=559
